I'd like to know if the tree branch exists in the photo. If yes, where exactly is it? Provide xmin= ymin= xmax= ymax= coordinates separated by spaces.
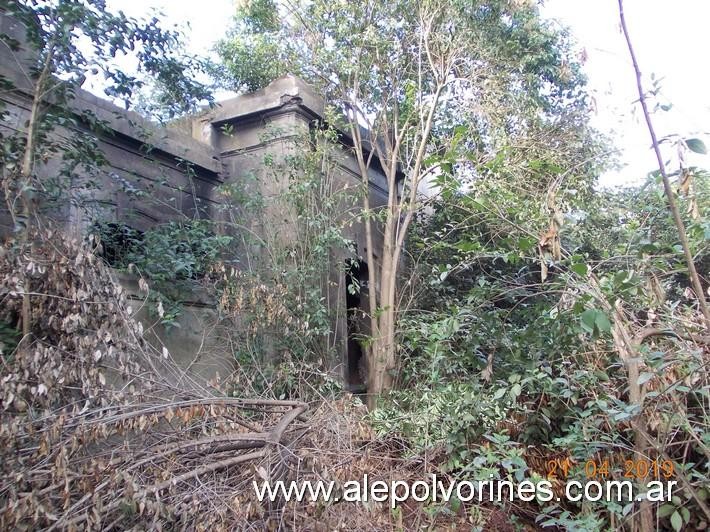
xmin=618 ymin=0 xmax=710 ymax=329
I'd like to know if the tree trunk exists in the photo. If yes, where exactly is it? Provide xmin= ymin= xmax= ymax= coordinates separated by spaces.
xmin=618 ymin=0 xmax=710 ymax=330
xmin=16 ymin=44 xmax=55 ymax=346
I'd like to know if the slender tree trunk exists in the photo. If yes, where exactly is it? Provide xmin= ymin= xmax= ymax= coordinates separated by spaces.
xmin=618 ymin=3 xmax=708 ymax=527
xmin=618 ymin=0 xmax=710 ymax=330
xmin=349 ymin=83 xmax=444 ymax=408
xmin=370 ymin=206 xmax=397 ymax=401
xmin=19 ymin=84 xmax=44 ymax=340
xmin=590 ymin=274 xmax=653 ymax=532
xmin=17 ymin=43 xmax=55 ymax=344
xmin=349 ymin=136 xmax=398 ymax=407
xmin=348 ymin=123 xmax=382 ymax=408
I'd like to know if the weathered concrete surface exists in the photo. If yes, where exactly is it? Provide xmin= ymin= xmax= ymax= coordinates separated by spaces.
xmin=114 ymin=271 xmax=235 ymax=382
xmin=210 ymin=76 xmax=390 ymax=389
xmin=0 ymin=11 xmax=391 ymax=389
xmin=0 ymin=13 xmax=222 ymax=237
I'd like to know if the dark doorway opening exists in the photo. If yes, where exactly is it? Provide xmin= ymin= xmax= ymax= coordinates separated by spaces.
xmin=345 ymin=259 xmax=368 ymax=394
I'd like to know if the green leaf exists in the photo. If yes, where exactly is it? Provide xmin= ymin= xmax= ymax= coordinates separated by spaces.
xmin=680 ymin=507 xmax=690 ymax=524
xmin=580 ymin=309 xmax=611 ymax=335
xmin=670 ymin=510 xmax=682 ymax=532
xmin=658 ymin=503 xmax=676 ymax=518
xmin=614 ymin=411 xmax=632 ymax=421
xmin=518 ymin=237 xmax=537 ymax=252
xmin=580 ymin=309 xmax=597 ymax=334
xmin=595 ymin=312 xmax=612 ymax=334
xmin=493 ymin=388 xmax=507 ymax=400
xmin=455 ymin=240 xmax=479 ymax=253
xmin=570 ymin=262 xmax=588 ymax=276
xmin=594 ymin=370 xmax=610 ymax=382
xmin=685 ymin=138 xmax=707 ymax=154
xmin=614 ymin=270 xmax=633 ymax=286
xmin=449 ymin=495 xmax=462 ymax=513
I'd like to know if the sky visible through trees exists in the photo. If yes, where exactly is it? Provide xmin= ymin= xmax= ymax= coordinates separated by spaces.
xmin=103 ymin=0 xmax=710 ymax=188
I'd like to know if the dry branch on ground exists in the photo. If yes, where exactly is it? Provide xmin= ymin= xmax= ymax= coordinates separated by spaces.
xmin=0 ymin=231 xmax=483 ymax=531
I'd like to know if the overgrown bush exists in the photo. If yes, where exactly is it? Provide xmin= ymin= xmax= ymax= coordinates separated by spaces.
xmin=215 ymin=125 xmax=360 ymax=393
xmin=91 ymin=219 xmax=232 ymax=326
xmin=372 ymin=163 xmax=710 ymax=529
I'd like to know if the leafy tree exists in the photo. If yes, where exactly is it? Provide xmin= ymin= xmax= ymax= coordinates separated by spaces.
xmin=1 ymin=0 xmax=212 ymax=228
xmin=217 ymin=0 xmax=596 ymax=404
xmin=213 ymin=0 xmax=287 ymax=92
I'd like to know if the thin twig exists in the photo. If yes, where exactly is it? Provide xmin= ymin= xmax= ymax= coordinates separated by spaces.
xmin=618 ymin=0 xmax=710 ymax=329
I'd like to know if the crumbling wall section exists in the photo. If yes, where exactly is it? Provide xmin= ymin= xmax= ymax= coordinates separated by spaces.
xmin=0 ymin=10 xmax=393 ymax=388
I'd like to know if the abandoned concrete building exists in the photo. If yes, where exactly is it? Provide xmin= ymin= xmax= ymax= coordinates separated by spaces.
xmin=0 ymin=12 xmax=390 ymax=392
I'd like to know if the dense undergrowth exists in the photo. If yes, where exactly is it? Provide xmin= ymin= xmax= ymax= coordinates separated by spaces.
xmin=369 ymin=170 xmax=710 ymax=530
xmin=0 ymin=232 xmax=514 ymax=531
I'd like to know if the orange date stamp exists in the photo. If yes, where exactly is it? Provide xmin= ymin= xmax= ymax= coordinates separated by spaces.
xmin=546 ymin=458 xmax=675 ymax=480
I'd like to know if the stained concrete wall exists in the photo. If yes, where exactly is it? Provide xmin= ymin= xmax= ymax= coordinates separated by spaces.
xmin=0 ymin=11 xmax=392 ymax=388
xmin=0 ymin=13 xmax=222 ymax=236
xmin=207 ymin=76 xmax=391 ymax=388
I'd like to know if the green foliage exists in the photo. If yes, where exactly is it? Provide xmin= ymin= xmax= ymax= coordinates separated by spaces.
xmin=93 ymin=220 xmax=231 ymax=282
xmin=5 ymin=0 xmax=212 ymax=118
xmin=579 ymin=308 xmax=611 ymax=336
xmin=215 ymin=125 xmax=359 ymax=392
xmin=213 ymin=0 xmax=288 ymax=92
xmin=216 ymin=0 xmax=591 ymax=147
xmin=92 ymin=219 xmax=232 ymax=326
xmin=369 ymin=383 xmax=511 ymax=466
xmin=1 ymin=0 xmax=214 ymax=241
xmin=131 ymin=221 xmax=231 ymax=282
xmin=376 ymin=131 xmax=709 ymax=528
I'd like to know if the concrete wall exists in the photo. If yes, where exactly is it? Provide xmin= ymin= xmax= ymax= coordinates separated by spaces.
xmin=0 ymin=14 xmax=222 ymax=237
xmin=0 ymin=12 xmax=392 ymax=390
xmin=208 ymin=76 xmax=390 ymax=389
xmin=115 ymin=272 xmax=234 ymax=382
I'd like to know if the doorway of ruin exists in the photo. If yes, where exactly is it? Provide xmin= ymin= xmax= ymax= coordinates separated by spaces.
xmin=345 ymin=259 xmax=368 ymax=394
